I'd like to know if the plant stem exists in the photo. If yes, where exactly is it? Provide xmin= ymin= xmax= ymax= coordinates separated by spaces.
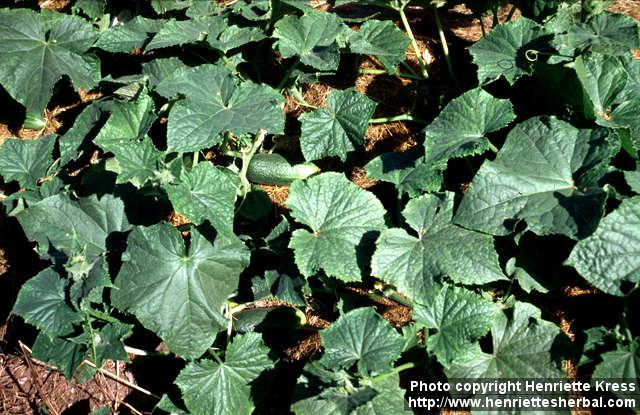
xmin=123 ymin=345 xmax=171 ymax=357
xmin=193 ymin=150 xmax=199 ymax=166
xmin=277 ymin=59 xmax=300 ymax=91
xmin=84 ymin=308 xmax=121 ymax=324
xmin=371 ymin=362 xmax=416 ymax=382
xmin=400 ymin=61 xmax=421 ymax=78
xmin=433 ymin=6 xmax=461 ymax=90
xmin=398 ymin=4 xmax=429 ymax=79
xmin=487 ymin=142 xmax=499 ymax=153
xmin=505 ymin=4 xmax=517 ymax=22
xmin=239 ymin=129 xmax=267 ymax=196
xmin=357 ymin=68 xmax=423 ymax=81
xmin=477 ymin=13 xmax=486 ymax=37
xmin=224 ymin=150 xmax=243 ymax=158
xmin=369 ymin=114 xmax=427 ymax=124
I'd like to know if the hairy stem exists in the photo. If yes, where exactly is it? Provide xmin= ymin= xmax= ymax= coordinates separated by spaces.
xmin=238 ymin=129 xmax=267 ymax=197
xmin=277 ymin=59 xmax=300 ymax=91
xmin=505 ymin=4 xmax=517 ymax=22
xmin=477 ymin=13 xmax=487 ymax=37
xmin=399 ymin=4 xmax=429 ymax=79
xmin=433 ymin=6 xmax=461 ymax=90
xmin=371 ymin=362 xmax=416 ymax=382
xmin=357 ymin=67 xmax=423 ymax=81
xmin=369 ymin=114 xmax=427 ymax=124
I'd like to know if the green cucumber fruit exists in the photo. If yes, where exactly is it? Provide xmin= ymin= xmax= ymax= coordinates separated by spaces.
xmin=23 ymin=113 xmax=46 ymax=130
xmin=247 ymin=153 xmax=319 ymax=185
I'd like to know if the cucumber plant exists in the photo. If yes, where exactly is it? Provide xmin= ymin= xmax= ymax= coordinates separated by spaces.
xmin=0 ymin=0 xmax=639 ymax=414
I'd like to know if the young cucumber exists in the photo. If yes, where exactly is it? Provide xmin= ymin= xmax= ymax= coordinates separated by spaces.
xmin=247 ymin=153 xmax=320 ymax=185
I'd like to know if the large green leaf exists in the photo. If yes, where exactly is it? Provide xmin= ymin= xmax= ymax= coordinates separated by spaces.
xmin=12 ymin=268 xmax=82 ymax=336
xmin=320 ymin=307 xmax=404 ymax=376
xmin=108 ymin=137 xmax=166 ymax=187
xmin=299 ymin=89 xmax=377 ymax=161
xmin=59 ymin=100 xmax=108 ymax=164
xmin=447 ymin=302 xmax=565 ymax=379
xmin=454 ymin=116 xmax=616 ymax=239
xmin=0 ymin=135 xmax=55 ymax=189
xmin=468 ymin=17 xmax=550 ymax=85
xmin=112 ymin=223 xmax=250 ymax=359
xmin=13 ymin=193 xmax=131 ymax=261
xmin=156 ymin=64 xmax=284 ymax=152
xmin=372 ymin=193 xmax=505 ymax=301
xmin=575 ymin=52 xmax=640 ymax=150
xmin=0 ymin=8 xmax=99 ymax=118
xmin=413 ymin=285 xmax=500 ymax=367
xmin=347 ymin=20 xmax=409 ymax=71
xmin=292 ymin=364 xmax=407 ymax=415
xmin=31 ymin=333 xmax=87 ymax=379
xmin=286 ymin=173 xmax=386 ymax=281
xmin=145 ymin=16 xmax=224 ymax=50
xmin=94 ymin=16 xmax=164 ymax=52
xmin=364 ymin=147 xmax=443 ymax=197
xmin=566 ymin=196 xmax=640 ymax=296
xmin=165 ymin=162 xmax=237 ymax=236
xmin=273 ymin=12 xmax=348 ymax=70
xmin=423 ymin=88 xmax=516 ymax=165
xmin=592 ymin=340 xmax=640 ymax=410
xmin=207 ymin=24 xmax=266 ymax=54
xmin=93 ymin=92 xmax=157 ymax=152
xmin=625 ymin=170 xmax=640 ymax=193
xmin=175 ymin=332 xmax=275 ymax=415
xmin=552 ymin=12 xmax=640 ymax=57
xmin=592 ymin=340 xmax=640 ymax=380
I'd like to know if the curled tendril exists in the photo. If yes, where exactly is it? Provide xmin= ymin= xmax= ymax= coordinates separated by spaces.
xmin=525 ymin=49 xmax=540 ymax=62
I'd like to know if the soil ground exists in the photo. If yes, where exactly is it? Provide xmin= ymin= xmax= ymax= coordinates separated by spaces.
xmin=1 ymin=1 xmax=639 ymax=414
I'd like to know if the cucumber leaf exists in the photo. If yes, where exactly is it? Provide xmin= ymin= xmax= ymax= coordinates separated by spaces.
xmin=625 ymin=170 xmax=640 ymax=193
xmin=413 ymin=285 xmax=500 ymax=367
xmin=0 ymin=135 xmax=56 ymax=189
xmin=94 ymin=16 xmax=164 ymax=53
xmin=175 ymin=332 xmax=275 ymax=415
xmin=292 ymin=365 xmax=406 ymax=415
xmin=567 ymin=196 xmax=640 ymax=296
xmin=592 ymin=340 xmax=640 ymax=410
xmin=112 ymin=224 xmax=249 ymax=359
xmin=93 ymin=91 xmax=157 ymax=152
xmin=423 ymin=87 xmax=516 ymax=165
xmin=575 ymin=52 xmax=640 ymax=151
xmin=592 ymin=340 xmax=640 ymax=380
xmin=145 ymin=16 xmax=225 ymax=50
xmin=286 ymin=173 xmax=386 ymax=281
xmin=468 ymin=17 xmax=551 ymax=85
xmin=273 ymin=12 xmax=348 ymax=71
xmin=372 ymin=192 xmax=505 ymax=302
xmin=31 ymin=333 xmax=87 ymax=379
xmin=347 ymin=20 xmax=410 ymax=72
xmin=108 ymin=137 xmax=166 ymax=187
xmin=447 ymin=302 xmax=565 ymax=379
xmin=13 ymin=193 xmax=131 ymax=262
xmin=454 ymin=116 xmax=616 ymax=239
xmin=156 ymin=64 xmax=284 ymax=152
xmin=552 ymin=12 xmax=640 ymax=58
xmin=320 ymin=307 xmax=404 ymax=376
xmin=364 ymin=147 xmax=443 ymax=197
xmin=299 ymin=88 xmax=376 ymax=161
xmin=12 ymin=268 xmax=82 ymax=336
xmin=165 ymin=162 xmax=238 ymax=236
xmin=0 ymin=8 xmax=99 ymax=118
